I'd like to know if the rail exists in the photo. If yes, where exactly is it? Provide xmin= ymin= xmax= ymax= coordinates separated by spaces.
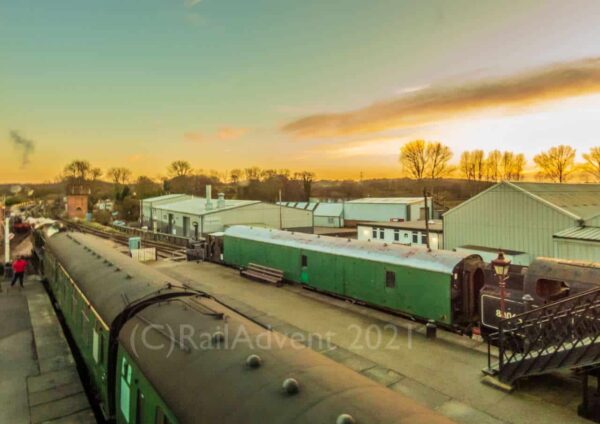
xmin=112 ymin=224 xmax=192 ymax=248
xmin=485 ymin=286 xmax=600 ymax=384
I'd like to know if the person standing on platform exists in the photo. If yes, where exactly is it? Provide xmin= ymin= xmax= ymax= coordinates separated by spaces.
xmin=11 ymin=256 xmax=27 ymax=289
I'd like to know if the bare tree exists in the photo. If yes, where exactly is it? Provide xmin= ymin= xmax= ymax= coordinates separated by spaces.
xmin=90 ymin=167 xmax=103 ymax=182
xmin=460 ymin=151 xmax=475 ymax=181
xmin=107 ymin=167 xmax=131 ymax=186
xmin=399 ymin=140 xmax=428 ymax=179
xmin=533 ymin=145 xmax=576 ymax=183
xmin=485 ymin=150 xmax=502 ymax=181
xmin=510 ymin=153 xmax=526 ymax=181
xmin=167 ymin=160 xmax=193 ymax=177
xmin=583 ymin=147 xmax=600 ymax=181
xmin=230 ymin=169 xmax=242 ymax=184
xmin=294 ymin=171 xmax=315 ymax=201
xmin=472 ymin=150 xmax=485 ymax=181
xmin=426 ymin=142 xmax=453 ymax=179
xmin=63 ymin=160 xmax=91 ymax=182
xmin=244 ymin=167 xmax=262 ymax=181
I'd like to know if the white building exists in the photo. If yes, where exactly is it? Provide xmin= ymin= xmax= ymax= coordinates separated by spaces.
xmin=343 ymin=197 xmax=432 ymax=225
xmin=357 ymin=220 xmax=443 ymax=250
xmin=142 ymin=187 xmax=313 ymax=238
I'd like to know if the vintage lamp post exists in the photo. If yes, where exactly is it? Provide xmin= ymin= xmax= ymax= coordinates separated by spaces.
xmin=492 ymin=251 xmax=511 ymax=318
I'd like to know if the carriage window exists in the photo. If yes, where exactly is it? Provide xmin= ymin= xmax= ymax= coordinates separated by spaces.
xmin=536 ymin=279 xmax=570 ymax=302
xmin=372 ymin=228 xmax=377 ymax=239
xmin=92 ymin=327 xmax=103 ymax=364
xmin=394 ymin=230 xmax=400 ymax=241
xmin=120 ymin=358 xmax=132 ymax=422
xmin=301 ymin=255 xmax=308 ymax=267
xmin=155 ymin=407 xmax=172 ymax=424
xmin=412 ymin=232 xmax=419 ymax=243
xmin=385 ymin=271 xmax=396 ymax=288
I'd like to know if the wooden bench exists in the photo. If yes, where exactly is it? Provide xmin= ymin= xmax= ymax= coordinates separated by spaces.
xmin=240 ymin=263 xmax=284 ymax=287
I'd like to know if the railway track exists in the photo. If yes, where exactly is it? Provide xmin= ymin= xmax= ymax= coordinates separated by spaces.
xmin=62 ymin=221 xmax=187 ymax=260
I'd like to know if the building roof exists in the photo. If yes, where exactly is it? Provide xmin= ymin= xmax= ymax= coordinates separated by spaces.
xmin=154 ymin=196 xmax=260 ymax=216
xmin=225 ymin=225 xmax=471 ymax=275
xmin=314 ymin=203 xmax=344 ymax=217
xmin=553 ymin=226 xmax=600 ymax=242
xmin=357 ymin=219 xmax=443 ymax=232
xmin=142 ymin=193 xmax=188 ymax=203
xmin=346 ymin=197 xmax=424 ymax=205
xmin=445 ymin=181 xmax=600 ymax=221
xmin=510 ymin=182 xmax=600 ymax=220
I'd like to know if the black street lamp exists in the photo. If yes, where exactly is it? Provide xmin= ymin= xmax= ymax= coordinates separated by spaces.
xmin=492 ymin=251 xmax=511 ymax=318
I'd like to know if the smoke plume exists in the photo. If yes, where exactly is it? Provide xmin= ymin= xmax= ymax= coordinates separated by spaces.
xmin=10 ymin=131 xmax=35 ymax=168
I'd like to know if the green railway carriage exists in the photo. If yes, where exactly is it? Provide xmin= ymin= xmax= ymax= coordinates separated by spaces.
xmin=36 ymin=227 xmax=456 ymax=424
xmin=223 ymin=226 xmax=485 ymax=328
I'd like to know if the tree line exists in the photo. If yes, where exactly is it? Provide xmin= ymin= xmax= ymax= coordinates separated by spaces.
xmin=400 ymin=140 xmax=600 ymax=183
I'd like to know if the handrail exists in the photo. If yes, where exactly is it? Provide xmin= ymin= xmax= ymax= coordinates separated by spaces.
xmin=487 ymin=286 xmax=600 ymax=384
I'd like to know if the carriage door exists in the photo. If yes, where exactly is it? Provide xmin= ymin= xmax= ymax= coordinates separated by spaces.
xmin=462 ymin=267 xmax=484 ymax=322
xmin=300 ymin=253 xmax=309 ymax=284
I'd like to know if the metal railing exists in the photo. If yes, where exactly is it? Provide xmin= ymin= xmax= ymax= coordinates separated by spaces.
xmin=488 ymin=287 xmax=600 ymax=384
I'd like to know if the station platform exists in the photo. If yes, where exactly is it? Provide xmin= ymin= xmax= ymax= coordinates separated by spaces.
xmin=153 ymin=259 xmax=589 ymax=424
xmin=0 ymin=276 xmax=96 ymax=424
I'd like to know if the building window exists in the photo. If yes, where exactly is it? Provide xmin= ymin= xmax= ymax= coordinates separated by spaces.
xmin=385 ymin=271 xmax=396 ymax=288
xmin=301 ymin=255 xmax=308 ymax=267
xmin=372 ymin=228 xmax=377 ymax=239
xmin=394 ymin=230 xmax=400 ymax=241
xmin=328 ymin=217 xmax=334 ymax=224
xmin=412 ymin=232 xmax=418 ymax=243
xmin=379 ymin=229 xmax=384 ymax=239
xmin=421 ymin=234 xmax=428 ymax=245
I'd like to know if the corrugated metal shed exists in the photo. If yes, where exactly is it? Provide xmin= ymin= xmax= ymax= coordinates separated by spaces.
xmin=225 ymin=225 xmax=468 ymax=274
xmin=156 ymin=196 xmax=259 ymax=216
xmin=314 ymin=203 xmax=344 ymax=217
xmin=347 ymin=197 xmax=424 ymax=205
xmin=554 ymin=226 xmax=600 ymax=242
xmin=510 ymin=182 xmax=600 ymax=219
xmin=444 ymin=182 xmax=578 ymax=260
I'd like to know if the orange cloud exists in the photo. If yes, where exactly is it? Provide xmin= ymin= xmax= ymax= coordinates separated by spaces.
xmin=283 ymin=57 xmax=600 ymax=138
xmin=217 ymin=127 xmax=248 ymax=141
xmin=183 ymin=131 xmax=205 ymax=142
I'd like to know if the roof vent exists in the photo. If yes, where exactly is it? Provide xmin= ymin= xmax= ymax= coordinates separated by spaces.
xmin=336 ymin=414 xmax=356 ymax=424
xmin=217 ymin=192 xmax=225 ymax=208
xmin=246 ymin=354 xmax=262 ymax=368
xmin=205 ymin=185 xmax=213 ymax=211
xmin=282 ymin=378 xmax=299 ymax=395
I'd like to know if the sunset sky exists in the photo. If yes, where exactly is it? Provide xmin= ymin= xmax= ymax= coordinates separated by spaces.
xmin=1 ymin=0 xmax=600 ymax=183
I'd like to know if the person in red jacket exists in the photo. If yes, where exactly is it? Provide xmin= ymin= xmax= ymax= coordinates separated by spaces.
xmin=11 ymin=256 xmax=27 ymax=288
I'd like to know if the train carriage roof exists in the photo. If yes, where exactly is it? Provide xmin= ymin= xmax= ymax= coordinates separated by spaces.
xmin=45 ymin=232 xmax=175 ymax=326
xmin=225 ymin=225 xmax=475 ymax=275
xmin=119 ymin=295 xmax=454 ymax=424
xmin=525 ymin=257 xmax=600 ymax=287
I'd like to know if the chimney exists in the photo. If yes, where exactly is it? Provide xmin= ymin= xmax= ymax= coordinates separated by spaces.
xmin=217 ymin=192 xmax=225 ymax=208
xmin=205 ymin=185 xmax=213 ymax=210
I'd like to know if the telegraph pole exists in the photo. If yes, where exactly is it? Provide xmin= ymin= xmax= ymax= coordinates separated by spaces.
xmin=423 ymin=188 xmax=431 ymax=252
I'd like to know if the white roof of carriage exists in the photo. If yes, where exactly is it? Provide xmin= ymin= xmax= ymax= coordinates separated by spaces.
xmin=225 ymin=225 xmax=471 ymax=275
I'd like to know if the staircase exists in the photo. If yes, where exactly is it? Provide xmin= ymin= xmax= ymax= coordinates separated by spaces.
xmin=484 ymin=287 xmax=600 ymax=385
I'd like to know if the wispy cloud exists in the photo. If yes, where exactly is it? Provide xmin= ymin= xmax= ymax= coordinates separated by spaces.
xmin=184 ymin=0 xmax=202 ymax=7
xmin=183 ymin=131 xmax=205 ymax=142
xmin=183 ymin=127 xmax=248 ymax=143
xmin=283 ymin=57 xmax=600 ymax=138
xmin=216 ymin=127 xmax=247 ymax=141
